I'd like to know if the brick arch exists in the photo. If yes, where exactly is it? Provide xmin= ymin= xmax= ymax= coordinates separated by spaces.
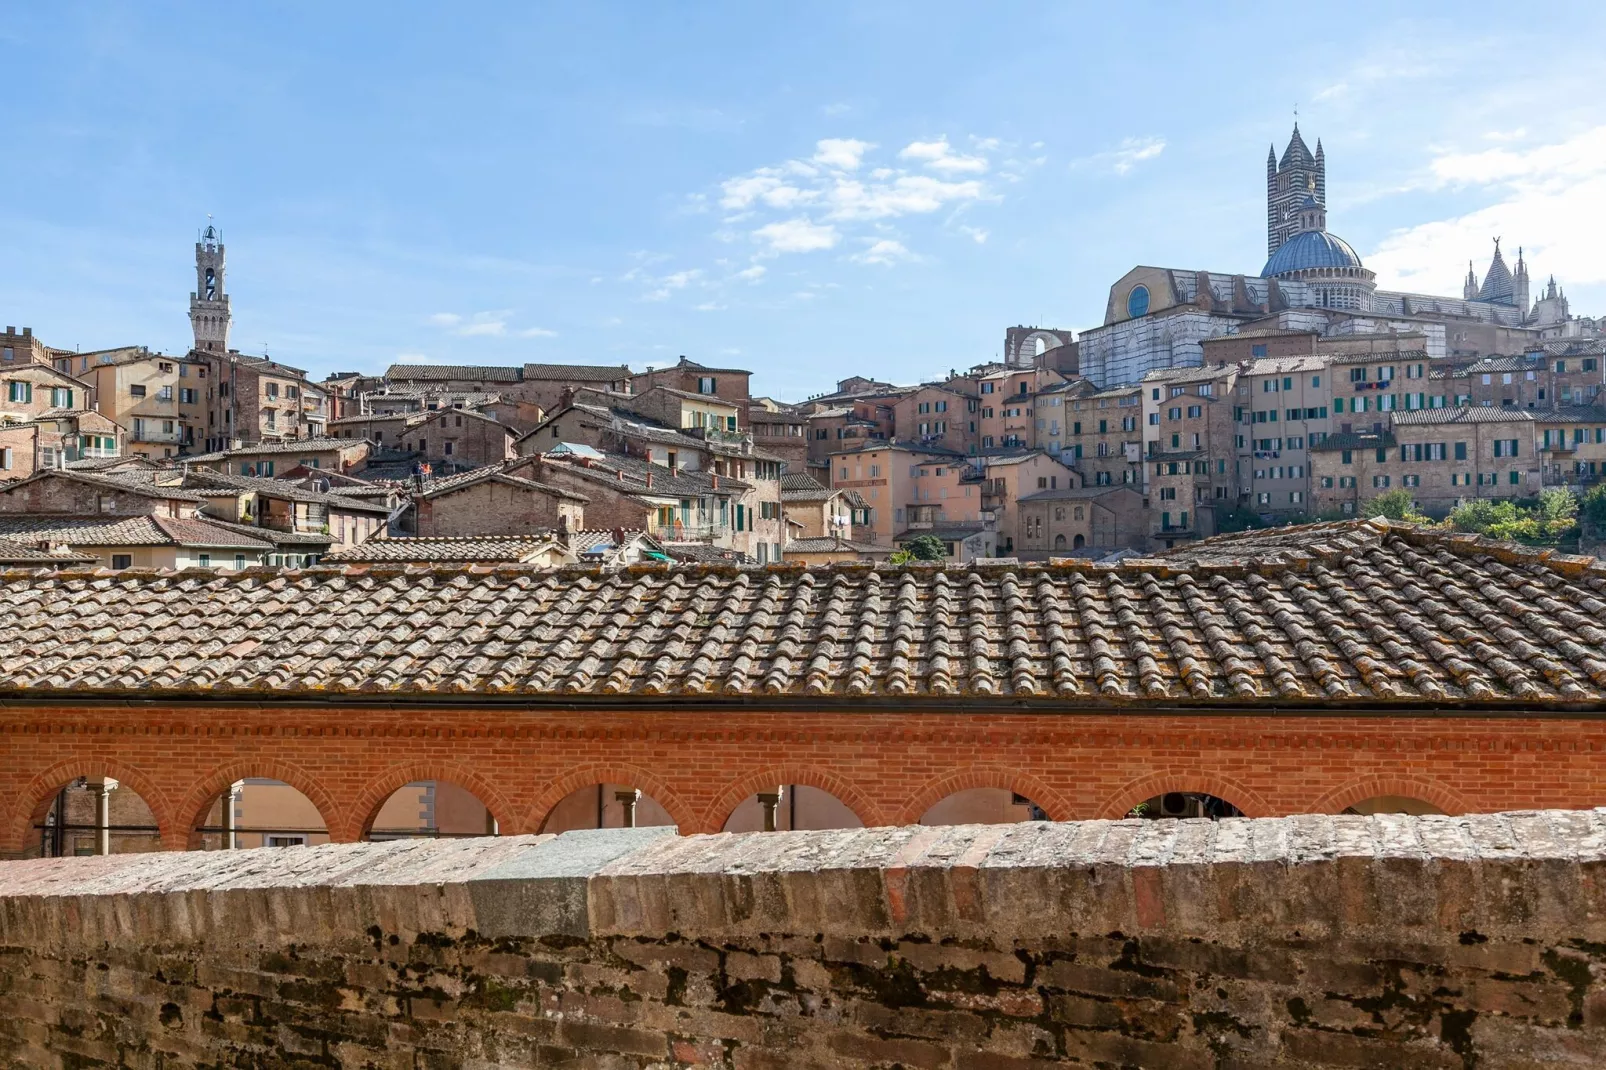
xmin=1308 ymin=775 xmax=1470 ymax=817
xmin=526 ymin=764 xmax=699 ymax=836
xmin=702 ymin=766 xmax=887 ymax=833
xmin=177 ymin=759 xmax=341 ymax=850
xmin=1094 ymin=770 xmax=1272 ymax=820
xmin=894 ymin=766 xmax=1074 ymax=826
xmin=346 ymin=762 xmax=519 ymax=843
xmin=4 ymin=756 xmax=174 ymax=856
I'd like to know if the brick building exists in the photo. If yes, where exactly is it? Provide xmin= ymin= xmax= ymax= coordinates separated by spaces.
xmin=185 ymin=437 xmax=372 ymax=477
xmin=890 ymin=384 xmax=976 ymax=456
xmin=1234 ymin=355 xmax=1330 ymax=517
xmin=1142 ymin=364 xmax=1241 ymax=539
xmin=746 ymin=397 xmax=808 ymax=471
xmin=1310 ymin=407 xmax=1541 ymax=517
xmin=1049 ymin=384 xmax=1145 ymax=488
xmin=1014 ymin=484 xmax=1147 ymax=557
xmin=629 ymin=356 xmax=751 ymax=422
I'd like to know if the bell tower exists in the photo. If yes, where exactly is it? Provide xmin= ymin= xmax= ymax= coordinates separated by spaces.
xmin=190 ymin=223 xmax=231 ymax=354
xmin=1266 ymin=124 xmax=1326 ymax=257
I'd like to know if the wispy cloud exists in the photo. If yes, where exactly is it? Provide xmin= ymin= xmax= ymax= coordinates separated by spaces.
xmin=1073 ymin=136 xmax=1166 ymax=176
xmin=427 ymin=309 xmax=553 ymax=338
xmin=754 ymin=218 xmax=840 ymax=254
xmin=959 ymin=225 xmax=989 ymax=244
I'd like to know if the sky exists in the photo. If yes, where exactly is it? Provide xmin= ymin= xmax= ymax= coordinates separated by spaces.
xmin=4 ymin=3 xmax=1606 ymax=401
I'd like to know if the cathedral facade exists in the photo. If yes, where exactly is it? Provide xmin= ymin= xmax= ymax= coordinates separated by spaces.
xmin=1075 ymin=125 xmax=1588 ymax=388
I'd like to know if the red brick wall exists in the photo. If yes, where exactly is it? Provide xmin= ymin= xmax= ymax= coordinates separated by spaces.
xmin=5 ymin=703 xmax=1606 ymax=854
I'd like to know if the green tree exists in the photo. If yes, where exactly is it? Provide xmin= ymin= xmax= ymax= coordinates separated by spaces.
xmin=1448 ymin=491 xmax=1579 ymax=547
xmin=1581 ymin=483 xmax=1606 ymax=537
xmin=1213 ymin=504 xmax=1268 ymax=534
xmin=1361 ymin=488 xmax=1426 ymax=522
xmin=891 ymin=533 xmax=946 ymax=564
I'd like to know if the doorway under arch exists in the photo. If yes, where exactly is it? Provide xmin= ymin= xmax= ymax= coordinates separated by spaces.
xmin=723 ymin=785 xmax=865 ymax=833
xmin=195 ymin=779 xmax=331 ymax=850
xmin=366 ymin=781 xmax=499 ymax=840
xmin=538 ymin=783 xmax=678 ymax=833
xmin=919 ymin=787 xmax=1047 ymax=826
xmin=1129 ymin=792 xmax=1243 ymax=820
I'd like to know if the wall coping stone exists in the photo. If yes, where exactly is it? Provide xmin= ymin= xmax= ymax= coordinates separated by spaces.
xmin=4 ymin=812 xmax=1606 ymax=951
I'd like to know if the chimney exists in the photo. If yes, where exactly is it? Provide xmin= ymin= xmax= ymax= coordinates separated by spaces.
xmin=644 ymin=448 xmax=654 ymax=463
xmin=612 ymin=527 xmax=624 ymax=546
xmin=557 ymin=513 xmax=573 ymax=551
xmin=711 ymin=474 xmax=719 ymax=489
xmin=646 ymin=470 xmax=653 ymax=489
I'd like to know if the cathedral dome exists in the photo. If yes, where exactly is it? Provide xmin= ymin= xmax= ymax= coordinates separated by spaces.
xmin=1261 ymin=229 xmax=1364 ymax=277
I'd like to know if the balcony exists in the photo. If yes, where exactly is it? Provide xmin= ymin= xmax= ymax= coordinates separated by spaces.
xmin=131 ymin=428 xmax=185 ymax=444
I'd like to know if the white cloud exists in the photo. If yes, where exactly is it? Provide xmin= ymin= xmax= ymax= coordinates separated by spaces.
xmin=427 ymin=312 xmax=461 ymax=327
xmin=732 ymin=264 xmax=767 ymax=282
xmin=1074 ymin=136 xmax=1166 ymax=176
xmin=821 ymin=102 xmax=852 ymax=116
xmin=459 ymin=320 xmax=506 ymax=337
xmin=960 ymin=225 xmax=989 ymax=244
xmin=1369 ymin=125 xmax=1606 ymax=292
xmin=826 ymin=174 xmax=985 ymax=220
xmin=519 ymin=327 xmax=558 ymax=338
xmin=695 ymin=301 xmax=726 ymax=311
xmin=1484 ymin=128 xmax=1528 ymax=142
xmin=853 ymin=238 xmax=917 ymax=266
xmin=813 ymin=138 xmax=874 ymax=170
xmin=754 ymin=218 xmax=840 ymax=254
xmin=971 ymin=136 xmax=1001 ymax=152
xmin=1108 ymin=137 xmax=1165 ymax=174
xmin=899 ymin=136 xmax=989 ymax=174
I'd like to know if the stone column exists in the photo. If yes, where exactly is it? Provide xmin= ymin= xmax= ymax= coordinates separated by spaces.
xmin=757 ymin=790 xmax=784 ymax=833
xmin=221 ymin=782 xmax=242 ymax=850
xmin=88 ymin=778 xmax=118 ymax=856
xmin=615 ymin=790 xmax=641 ymax=829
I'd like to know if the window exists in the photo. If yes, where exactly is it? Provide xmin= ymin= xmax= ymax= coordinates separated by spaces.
xmin=1187 ymin=405 xmax=1201 ymax=418
xmin=1251 ymin=344 xmax=1267 ymax=358
xmin=1403 ymin=474 xmax=1420 ymax=487
xmin=111 ymin=555 xmax=132 ymax=569
xmin=444 ymin=441 xmax=454 ymax=455
xmin=1257 ymin=493 xmax=1270 ymax=505
xmin=1350 ymin=368 xmax=1366 ymax=382
xmin=1290 ymin=491 xmax=1303 ymax=504
xmin=6 ymin=381 xmax=31 ymax=403
xmin=1320 ymin=476 xmax=1333 ymax=488
xmin=1510 ymin=470 xmax=1521 ymax=485
xmin=1168 ymin=407 xmax=1181 ymax=420
xmin=50 ymin=387 xmax=72 ymax=407
xmin=198 ymin=554 xmax=210 ymax=567
xmin=1373 ymin=475 xmax=1391 ymax=488
xmin=1148 ymin=413 xmax=1158 ymax=425
xmin=0 ymin=347 xmax=10 ymax=362
xmin=1493 ymin=439 xmax=1519 ymax=458
xmin=1126 ymin=284 xmax=1150 ymax=318
xmin=130 ymin=384 xmax=146 ymax=397
xmin=698 ymin=376 xmax=716 ymax=394
xmin=1311 ymin=375 xmax=1321 ymax=388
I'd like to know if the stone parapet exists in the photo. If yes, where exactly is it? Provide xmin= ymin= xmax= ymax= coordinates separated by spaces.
xmin=3 ymin=813 xmax=1606 ymax=1065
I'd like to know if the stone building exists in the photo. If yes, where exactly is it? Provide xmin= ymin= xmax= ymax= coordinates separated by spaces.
xmin=410 ymin=463 xmax=588 ymax=539
xmin=890 ymin=383 xmax=976 ymax=457
xmin=54 ymin=349 xmax=208 ymax=460
xmin=1047 ymin=384 xmax=1145 ymax=488
xmin=630 ymin=356 xmax=751 ymax=422
xmin=184 ymin=437 xmax=372 ymax=477
xmin=1310 ymin=408 xmax=1541 ymax=517
xmin=1141 ymin=363 xmax=1241 ymax=538
xmin=746 ymin=397 xmax=808 ymax=471
xmin=1234 ymin=355 xmax=1330 ymax=516
xmin=0 ymin=469 xmax=271 ymax=569
xmin=1014 ymin=484 xmax=1146 ymax=557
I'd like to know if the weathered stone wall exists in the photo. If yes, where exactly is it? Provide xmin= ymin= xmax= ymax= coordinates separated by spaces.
xmin=3 ymin=813 xmax=1606 ymax=1066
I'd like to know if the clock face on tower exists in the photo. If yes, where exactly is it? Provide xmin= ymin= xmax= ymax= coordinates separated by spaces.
xmin=1127 ymin=284 xmax=1150 ymax=319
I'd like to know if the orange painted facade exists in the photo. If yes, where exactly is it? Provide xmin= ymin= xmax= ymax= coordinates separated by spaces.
xmin=5 ymin=701 xmax=1606 ymax=855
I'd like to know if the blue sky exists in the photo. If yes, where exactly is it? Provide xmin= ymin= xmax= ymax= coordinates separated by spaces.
xmin=4 ymin=3 xmax=1606 ymax=400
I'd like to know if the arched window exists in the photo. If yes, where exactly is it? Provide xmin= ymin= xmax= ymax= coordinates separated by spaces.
xmin=1074 ymin=506 xmax=1084 ymax=520
xmin=1053 ymin=507 xmax=1065 ymax=521
xmin=1053 ymin=534 xmax=1066 ymax=549
xmin=1127 ymin=285 xmax=1151 ymax=319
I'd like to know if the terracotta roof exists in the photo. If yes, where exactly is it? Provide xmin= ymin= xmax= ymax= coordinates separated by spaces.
xmin=386 ymin=364 xmax=523 ymax=383
xmin=1392 ymin=407 xmax=1535 ymax=426
xmin=522 ymin=363 xmax=632 ymax=381
xmin=785 ymin=536 xmax=888 ymax=556
xmin=415 ymin=463 xmax=590 ymax=502
xmin=0 ymin=515 xmax=273 ymax=550
xmin=1536 ymin=406 xmax=1606 ymax=424
xmin=0 ymin=469 xmax=207 ymax=503
xmin=182 ymin=437 xmax=361 ymax=462
xmin=6 ymin=520 xmax=1606 ymax=706
xmin=323 ymin=534 xmax=564 ymax=564
xmin=0 ymin=539 xmax=96 ymax=565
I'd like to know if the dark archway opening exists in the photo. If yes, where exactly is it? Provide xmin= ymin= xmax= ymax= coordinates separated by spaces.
xmin=31 ymin=778 xmax=160 ymax=858
xmin=1129 ymin=792 xmax=1243 ymax=820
